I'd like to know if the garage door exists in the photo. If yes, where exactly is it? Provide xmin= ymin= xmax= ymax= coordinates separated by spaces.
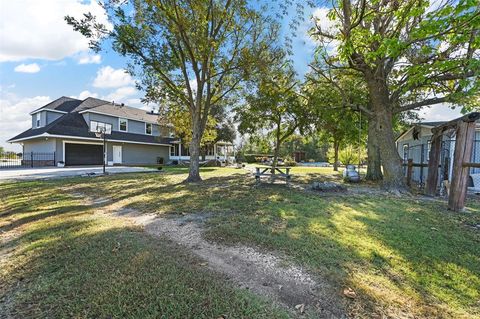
xmin=65 ymin=143 xmax=103 ymax=166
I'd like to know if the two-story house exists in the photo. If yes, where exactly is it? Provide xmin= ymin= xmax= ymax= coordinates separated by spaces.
xmin=7 ymin=96 xmax=234 ymax=166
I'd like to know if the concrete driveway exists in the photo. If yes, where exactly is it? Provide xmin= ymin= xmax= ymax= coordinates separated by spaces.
xmin=0 ymin=166 xmax=158 ymax=181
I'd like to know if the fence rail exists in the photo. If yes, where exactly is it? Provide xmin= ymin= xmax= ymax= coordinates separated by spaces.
xmin=0 ymin=152 xmax=56 ymax=169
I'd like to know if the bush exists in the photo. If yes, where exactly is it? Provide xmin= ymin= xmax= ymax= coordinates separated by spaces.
xmin=284 ymin=156 xmax=297 ymax=166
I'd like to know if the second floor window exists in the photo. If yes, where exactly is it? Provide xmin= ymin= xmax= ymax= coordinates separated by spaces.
xmin=119 ymin=118 xmax=127 ymax=132
xmin=145 ymin=123 xmax=152 ymax=135
xmin=36 ymin=113 xmax=41 ymax=128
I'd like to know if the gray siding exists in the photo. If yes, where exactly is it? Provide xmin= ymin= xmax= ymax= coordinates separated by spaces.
xmin=106 ymin=142 xmax=169 ymax=164
xmin=128 ymin=119 xmax=145 ymax=134
xmin=23 ymin=137 xmax=57 ymax=153
xmin=85 ymin=112 xmax=161 ymax=136
xmin=46 ymin=111 xmax=63 ymax=124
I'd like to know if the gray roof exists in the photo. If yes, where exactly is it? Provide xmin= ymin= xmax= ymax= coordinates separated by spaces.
xmin=9 ymin=96 xmax=173 ymax=145
xmin=30 ymin=96 xmax=82 ymax=113
xmin=30 ymin=96 xmax=160 ymax=124
xmin=8 ymin=112 xmax=174 ymax=145
xmin=75 ymin=98 xmax=160 ymax=124
xmin=414 ymin=121 xmax=447 ymax=127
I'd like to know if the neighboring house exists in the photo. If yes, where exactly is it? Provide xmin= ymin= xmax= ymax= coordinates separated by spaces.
xmin=7 ymin=96 xmax=234 ymax=166
xmin=396 ymin=120 xmax=480 ymax=184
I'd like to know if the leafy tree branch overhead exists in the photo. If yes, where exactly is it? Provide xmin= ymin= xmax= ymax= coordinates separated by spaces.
xmin=66 ymin=0 xmax=279 ymax=182
xmin=307 ymin=0 xmax=480 ymax=191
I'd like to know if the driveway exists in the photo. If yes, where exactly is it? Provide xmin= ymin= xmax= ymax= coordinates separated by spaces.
xmin=0 ymin=166 xmax=158 ymax=181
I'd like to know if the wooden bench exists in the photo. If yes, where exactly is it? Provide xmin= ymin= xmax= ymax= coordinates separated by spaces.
xmin=255 ymin=166 xmax=291 ymax=186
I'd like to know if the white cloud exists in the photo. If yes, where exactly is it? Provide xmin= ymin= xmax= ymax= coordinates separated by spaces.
xmin=76 ymin=90 xmax=98 ymax=100
xmin=311 ymin=7 xmax=335 ymax=34
xmin=103 ymin=86 xmax=138 ymax=102
xmin=416 ymin=103 xmax=463 ymax=121
xmin=308 ymin=7 xmax=339 ymax=54
xmin=93 ymin=66 xmax=135 ymax=88
xmin=77 ymin=53 xmax=102 ymax=64
xmin=0 ymin=94 xmax=52 ymax=152
xmin=0 ymin=0 xmax=110 ymax=62
xmin=14 ymin=63 xmax=41 ymax=73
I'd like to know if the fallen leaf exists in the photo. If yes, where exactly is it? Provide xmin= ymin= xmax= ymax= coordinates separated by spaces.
xmin=343 ymin=287 xmax=356 ymax=299
xmin=295 ymin=303 xmax=305 ymax=314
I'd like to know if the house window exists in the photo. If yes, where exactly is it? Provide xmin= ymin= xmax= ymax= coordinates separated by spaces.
xmin=171 ymin=144 xmax=179 ymax=156
xmin=36 ymin=113 xmax=41 ymax=128
xmin=119 ymin=118 xmax=128 ymax=132
xmin=145 ymin=123 xmax=152 ymax=135
xmin=90 ymin=120 xmax=112 ymax=134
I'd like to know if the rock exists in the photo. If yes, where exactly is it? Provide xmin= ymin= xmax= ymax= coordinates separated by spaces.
xmin=312 ymin=181 xmax=347 ymax=192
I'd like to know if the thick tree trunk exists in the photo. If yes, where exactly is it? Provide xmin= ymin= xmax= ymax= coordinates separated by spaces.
xmin=186 ymin=119 xmax=202 ymax=182
xmin=366 ymin=75 xmax=406 ymax=191
xmin=333 ymin=139 xmax=339 ymax=171
xmin=365 ymin=117 xmax=383 ymax=181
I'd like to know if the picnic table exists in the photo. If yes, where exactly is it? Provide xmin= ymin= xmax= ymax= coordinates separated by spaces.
xmin=255 ymin=166 xmax=291 ymax=186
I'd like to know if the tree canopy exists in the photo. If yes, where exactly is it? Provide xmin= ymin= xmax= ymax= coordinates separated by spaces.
xmin=67 ymin=0 xmax=278 ymax=182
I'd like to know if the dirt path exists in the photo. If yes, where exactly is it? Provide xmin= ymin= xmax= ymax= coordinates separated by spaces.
xmin=104 ymin=205 xmax=347 ymax=318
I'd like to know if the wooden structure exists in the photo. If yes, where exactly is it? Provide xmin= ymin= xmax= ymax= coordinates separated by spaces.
xmin=425 ymin=112 xmax=480 ymax=211
xmin=404 ymin=159 xmax=429 ymax=187
xmin=255 ymin=166 xmax=291 ymax=186
xmin=293 ymin=151 xmax=306 ymax=162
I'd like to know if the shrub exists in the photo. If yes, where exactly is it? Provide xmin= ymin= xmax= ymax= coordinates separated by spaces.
xmin=284 ymin=156 xmax=297 ymax=166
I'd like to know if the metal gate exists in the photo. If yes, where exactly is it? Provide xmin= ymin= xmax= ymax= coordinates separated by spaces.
xmin=0 ymin=152 xmax=56 ymax=169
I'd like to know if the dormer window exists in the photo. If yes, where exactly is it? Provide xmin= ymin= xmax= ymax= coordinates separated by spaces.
xmin=36 ymin=113 xmax=41 ymax=128
xmin=119 ymin=118 xmax=128 ymax=132
xmin=145 ymin=123 xmax=152 ymax=135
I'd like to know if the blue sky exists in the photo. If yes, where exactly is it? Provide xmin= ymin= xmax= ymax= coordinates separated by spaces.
xmin=0 ymin=0 xmax=462 ymax=152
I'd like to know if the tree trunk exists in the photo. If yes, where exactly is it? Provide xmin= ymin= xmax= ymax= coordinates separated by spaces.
xmin=333 ymin=139 xmax=339 ymax=171
xmin=365 ymin=117 xmax=383 ymax=181
xmin=366 ymin=74 xmax=406 ymax=191
xmin=272 ymin=123 xmax=281 ymax=173
xmin=186 ymin=118 xmax=202 ymax=182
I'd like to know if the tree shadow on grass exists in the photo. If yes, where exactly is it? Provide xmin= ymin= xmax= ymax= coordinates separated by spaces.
xmin=1 ymin=214 xmax=289 ymax=319
xmin=349 ymin=198 xmax=480 ymax=317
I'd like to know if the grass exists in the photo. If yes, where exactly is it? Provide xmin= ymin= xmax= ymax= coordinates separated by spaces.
xmin=1 ymin=166 xmax=480 ymax=318
xmin=0 ymin=177 xmax=288 ymax=318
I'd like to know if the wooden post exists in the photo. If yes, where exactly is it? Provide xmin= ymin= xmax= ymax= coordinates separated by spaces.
xmin=406 ymin=159 xmax=413 ymax=187
xmin=448 ymin=121 xmax=476 ymax=212
xmin=425 ymin=133 xmax=442 ymax=196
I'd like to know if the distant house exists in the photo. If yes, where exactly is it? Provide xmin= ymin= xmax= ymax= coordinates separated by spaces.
xmin=8 ymin=96 xmax=234 ymax=166
xmin=396 ymin=120 xmax=480 ymax=185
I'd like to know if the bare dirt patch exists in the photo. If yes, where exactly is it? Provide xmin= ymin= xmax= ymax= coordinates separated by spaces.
xmin=110 ymin=208 xmax=347 ymax=318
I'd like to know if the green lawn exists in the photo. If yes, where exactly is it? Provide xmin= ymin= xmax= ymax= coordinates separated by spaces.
xmin=1 ymin=167 xmax=479 ymax=318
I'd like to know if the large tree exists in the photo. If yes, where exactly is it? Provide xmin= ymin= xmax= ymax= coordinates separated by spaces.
xmin=67 ymin=0 xmax=276 ymax=182
xmin=236 ymin=56 xmax=311 ymax=169
xmin=311 ymin=0 xmax=480 ymax=191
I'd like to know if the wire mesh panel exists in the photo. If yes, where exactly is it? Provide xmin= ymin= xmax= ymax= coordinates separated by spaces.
xmin=0 ymin=152 xmax=56 ymax=169
xmin=470 ymin=140 xmax=480 ymax=175
xmin=403 ymin=143 xmax=429 ymax=187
